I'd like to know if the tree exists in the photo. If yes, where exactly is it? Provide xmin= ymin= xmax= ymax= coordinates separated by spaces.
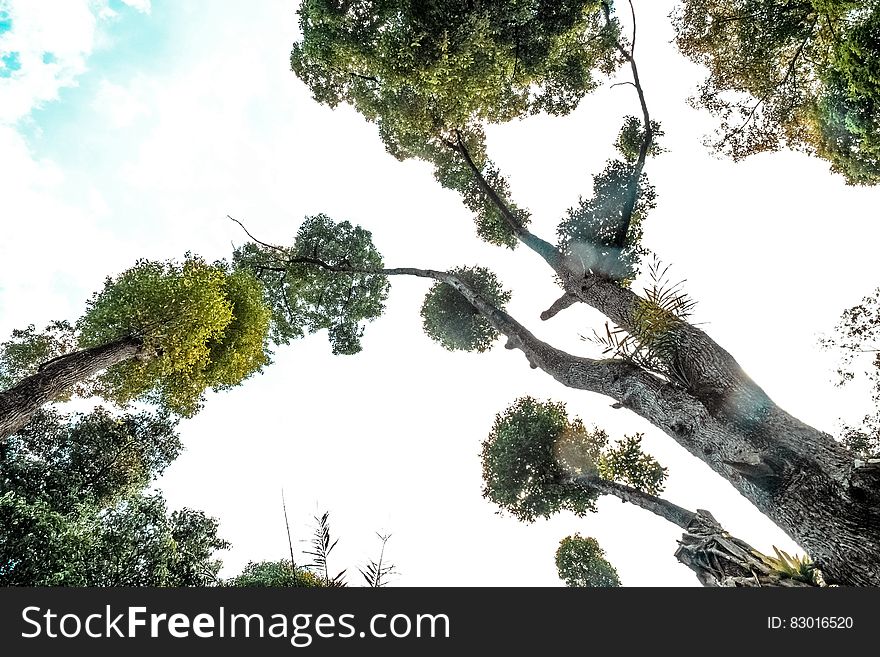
xmin=224 ymin=560 xmax=325 ymax=587
xmin=0 ymin=408 xmax=228 ymax=586
xmin=0 ymin=407 xmax=390 ymax=587
xmin=672 ymin=0 xmax=880 ymax=185
xmin=0 ymin=407 xmax=180 ymax=513
xmin=480 ymin=397 xmax=821 ymax=586
xmin=0 ymin=254 xmax=272 ymax=441
xmin=480 ymin=397 xmax=667 ymax=523
xmin=822 ymin=286 xmax=880 ymax=460
xmin=230 ymin=214 xmax=388 ymax=356
xmin=555 ymin=535 xmax=621 ymax=587
xmin=276 ymin=0 xmax=880 ymax=585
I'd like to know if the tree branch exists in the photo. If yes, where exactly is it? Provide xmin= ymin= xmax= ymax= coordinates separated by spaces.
xmin=227 ymin=215 xmax=288 ymax=254
xmin=627 ymin=0 xmax=637 ymax=54
xmin=230 ymin=222 xmax=869 ymax=581
xmin=448 ymin=131 xmax=564 ymax=271
xmin=540 ymin=293 xmax=579 ymax=321
xmin=718 ymin=20 xmax=816 ymax=149
xmin=573 ymin=476 xmax=818 ymax=586
xmin=602 ymin=2 xmax=654 ymax=249
xmin=574 ymin=474 xmax=697 ymax=528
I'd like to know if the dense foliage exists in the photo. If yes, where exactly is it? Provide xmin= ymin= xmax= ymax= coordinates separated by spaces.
xmin=77 ymin=256 xmax=272 ymax=416
xmin=291 ymin=0 xmax=626 ymax=246
xmin=0 ymin=409 xmax=227 ymax=586
xmin=234 ymin=214 xmax=389 ymax=355
xmin=555 ymin=534 xmax=621 ymax=587
xmin=673 ymin=0 xmax=880 ymax=185
xmin=480 ymin=397 xmax=667 ymax=522
xmin=225 ymin=560 xmax=324 ymax=587
xmin=421 ymin=266 xmax=512 ymax=352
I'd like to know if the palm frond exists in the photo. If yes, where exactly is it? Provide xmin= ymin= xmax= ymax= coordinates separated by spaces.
xmin=582 ymin=257 xmax=696 ymax=386
xmin=751 ymin=546 xmax=818 ymax=584
xmin=304 ymin=510 xmax=347 ymax=586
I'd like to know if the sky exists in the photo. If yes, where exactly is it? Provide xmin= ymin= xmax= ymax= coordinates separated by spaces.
xmin=1 ymin=0 xmax=878 ymax=587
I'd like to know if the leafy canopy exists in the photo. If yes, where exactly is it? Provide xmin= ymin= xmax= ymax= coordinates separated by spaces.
xmin=77 ymin=255 xmax=271 ymax=417
xmin=555 ymin=534 xmax=621 ymax=587
xmin=291 ymin=0 xmax=624 ymax=246
xmin=481 ymin=397 xmax=667 ymax=521
xmin=421 ymin=266 xmax=512 ymax=352
xmin=292 ymin=0 xmax=621 ymax=148
xmin=233 ymin=214 xmax=390 ymax=355
xmin=0 ymin=409 xmax=227 ymax=586
xmin=673 ymin=0 xmax=880 ymax=185
xmin=1 ymin=408 xmax=180 ymax=512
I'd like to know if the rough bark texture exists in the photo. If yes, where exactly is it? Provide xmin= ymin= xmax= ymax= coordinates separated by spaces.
xmin=445 ymin=104 xmax=880 ymax=584
xmin=675 ymin=510 xmax=816 ymax=587
xmin=577 ymin=476 xmax=698 ymax=529
xmin=419 ymin=9 xmax=874 ymax=584
xmin=445 ymin=269 xmax=880 ymax=585
xmin=0 ymin=336 xmax=145 ymax=441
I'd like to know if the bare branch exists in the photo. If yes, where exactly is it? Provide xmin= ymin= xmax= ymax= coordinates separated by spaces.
xmin=718 ymin=19 xmax=817 ymax=149
xmin=228 ymin=215 xmax=287 ymax=254
xmin=628 ymin=0 xmax=637 ymax=54
xmin=282 ymin=489 xmax=297 ymax=571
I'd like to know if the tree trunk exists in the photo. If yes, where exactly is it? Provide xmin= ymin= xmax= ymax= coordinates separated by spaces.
xmin=444 ymin=269 xmax=880 ymax=585
xmin=430 ymin=31 xmax=880 ymax=583
xmin=0 ymin=336 xmax=145 ymax=441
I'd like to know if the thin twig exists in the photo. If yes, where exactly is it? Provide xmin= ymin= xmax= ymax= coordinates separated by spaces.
xmin=282 ymin=488 xmax=297 ymax=571
xmin=228 ymin=215 xmax=288 ymax=253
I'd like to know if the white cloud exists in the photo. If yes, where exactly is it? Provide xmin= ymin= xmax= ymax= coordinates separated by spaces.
xmin=92 ymin=78 xmax=150 ymax=128
xmin=0 ymin=0 xmax=100 ymax=123
xmin=0 ymin=125 xmax=113 ymax=335
xmin=0 ymin=0 xmax=153 ymax=124
xmin=120 ymin=0 xmax=151 ymax=14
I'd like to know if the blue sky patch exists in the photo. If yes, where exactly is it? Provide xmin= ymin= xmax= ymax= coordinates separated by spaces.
xmin=27 ymin=1 xmax=170 ymax=162
xmin=0 ymin=51 xmax=21 ymax=78
xmin=0 ymin=10 xmax=12 ymax=36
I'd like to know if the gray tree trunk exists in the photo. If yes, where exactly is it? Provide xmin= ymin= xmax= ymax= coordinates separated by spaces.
xmin=434 ymin=47 xmax=877 ymax=584
xmin=0 ymin=335 xmax=144 ymax=441
xmin=449 ymin=269 xmax=880 ymax=586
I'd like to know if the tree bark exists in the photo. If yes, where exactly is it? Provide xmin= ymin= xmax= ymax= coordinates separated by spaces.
xmin=577 ymin=475 xmax=697 ymax=529
xmin=419 ymin=9 xmax=879 ymax=581
xmin=426 ymin=158 xmax=880 ymax=583
xmin=0 ymin=336 xmax=145 ymax=441
xmin=675 ymin=510 xmax=817 ymax=587
xmin=440 ymin=269 xmax=880 ymax=585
